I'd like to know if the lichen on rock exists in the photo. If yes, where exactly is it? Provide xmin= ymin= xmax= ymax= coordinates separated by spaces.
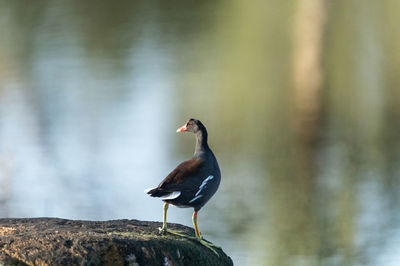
xmin=0 ymin=218 xmax=233 ymax=266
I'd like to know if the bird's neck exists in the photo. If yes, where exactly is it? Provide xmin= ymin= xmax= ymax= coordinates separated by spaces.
xmin=194 ymin=129 xmax=209 ymax=157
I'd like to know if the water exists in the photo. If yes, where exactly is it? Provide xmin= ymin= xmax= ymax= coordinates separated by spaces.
xmin=1 ymin=1 xmax=400 ymax=265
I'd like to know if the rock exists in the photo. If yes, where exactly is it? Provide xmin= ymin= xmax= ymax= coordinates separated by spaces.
xmin=0 ymin=218 xmax=233 ymax=266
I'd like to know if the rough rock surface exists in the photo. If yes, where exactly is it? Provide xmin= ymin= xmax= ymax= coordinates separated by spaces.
xmin=0 ymin=218 xmax=233 ymax=266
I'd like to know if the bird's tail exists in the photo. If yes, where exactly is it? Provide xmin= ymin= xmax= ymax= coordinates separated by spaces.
xmin=144 ymin=187 xmax=181 ymax=200
xmin=144 ymin=187 xmax=161 ymax=196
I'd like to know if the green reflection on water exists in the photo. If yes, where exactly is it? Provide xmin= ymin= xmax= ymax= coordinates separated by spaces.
xmin=0 ymin=1 xmax=399 ymax=265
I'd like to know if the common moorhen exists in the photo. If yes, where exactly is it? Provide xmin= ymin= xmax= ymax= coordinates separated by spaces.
xmin=145 ymin=118 xmax=221 ymax=254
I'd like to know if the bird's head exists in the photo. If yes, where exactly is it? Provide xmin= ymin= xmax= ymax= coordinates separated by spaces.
xmin=176 ymin=118 xmax=205 ymax=134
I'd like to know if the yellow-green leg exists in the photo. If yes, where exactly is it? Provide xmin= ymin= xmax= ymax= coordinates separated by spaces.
xmin=159 ymin=202 xmax=169 ymax=232
xmin=192 ymin=211 xmax=220 ymax=256
xmin=158 ymin=203 xmax=186 ymax=236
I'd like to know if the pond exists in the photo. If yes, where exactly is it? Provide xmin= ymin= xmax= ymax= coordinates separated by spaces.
xmin=0 ymin=1 xmax=399 ymax=265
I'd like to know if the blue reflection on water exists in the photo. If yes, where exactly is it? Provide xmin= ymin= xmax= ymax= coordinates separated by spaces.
xmin=1 ymin=32 xmax=176 ymax=221
xmin=1 ymin=2 xmax=400 ymax=265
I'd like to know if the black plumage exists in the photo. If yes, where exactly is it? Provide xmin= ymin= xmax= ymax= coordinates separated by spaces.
xmin=145 ymin=118 xmax=221 ymax=254
xmin=147 ymin=118 xmax=221 ymax=211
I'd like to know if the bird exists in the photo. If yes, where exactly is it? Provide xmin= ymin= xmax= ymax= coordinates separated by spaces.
xmin=145 ymin=118 xmax=221 ymax=254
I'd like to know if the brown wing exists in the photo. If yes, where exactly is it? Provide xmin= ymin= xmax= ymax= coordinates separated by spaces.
xmin=157 ymin=157 xmax=204 ymax=191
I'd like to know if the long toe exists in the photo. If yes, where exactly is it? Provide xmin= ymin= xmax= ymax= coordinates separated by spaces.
xmin=198 ymin=238 xmax=220 ymax=256
xmin=200 ymin=238 xmax=221 ymax=248
xmin=161 ymin=228 xmax=187 ymax=237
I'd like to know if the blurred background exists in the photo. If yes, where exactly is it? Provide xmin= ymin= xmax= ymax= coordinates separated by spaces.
xmin=0 ymin=0 xmax=399 ymax=265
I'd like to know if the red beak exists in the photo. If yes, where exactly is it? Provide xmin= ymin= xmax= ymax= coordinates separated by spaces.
xmin=176 ymin=124 xmax=187 ymax=133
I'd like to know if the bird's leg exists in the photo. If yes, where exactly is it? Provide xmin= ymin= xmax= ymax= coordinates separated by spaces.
xmin=158 ymin=202 xmax=185 ymax=236
xmin=158 ymin=202 xmax=169 ymax=233
xmin=192 ymin=211 xmax=220 ymax=256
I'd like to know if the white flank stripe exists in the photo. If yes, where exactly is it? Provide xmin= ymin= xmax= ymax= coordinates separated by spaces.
xmin=159 ymin=191 xmax=181 ymax=200
xmin=195 ymin=175 xmax=214 ymax=197
xmin=189 ymin=194 xmax=203 ymax=203
xmin=189 ymin=175 xmax=214 ymax=203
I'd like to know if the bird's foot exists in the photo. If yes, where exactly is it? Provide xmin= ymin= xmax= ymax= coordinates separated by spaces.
xmin=197 ymin=237 xmax=220 ymax=256
xmin=158 ymin=227 xmax=186 ymax=237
